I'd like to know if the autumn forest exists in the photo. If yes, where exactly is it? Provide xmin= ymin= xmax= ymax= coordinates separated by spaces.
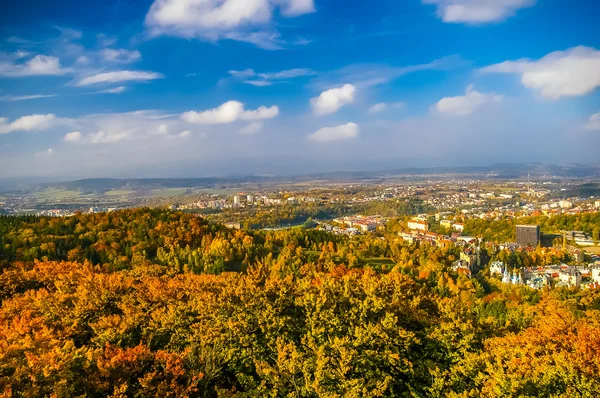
xmin=1 ymin=209 xmax=599 ymax=397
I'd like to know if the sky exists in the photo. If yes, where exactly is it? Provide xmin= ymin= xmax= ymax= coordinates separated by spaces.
xmin=0 ymin=0 xmax=599 ymax=178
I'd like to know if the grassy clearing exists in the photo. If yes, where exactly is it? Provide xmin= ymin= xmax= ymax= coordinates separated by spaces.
xmin=366 ymin=258 xmax=396 ymax=267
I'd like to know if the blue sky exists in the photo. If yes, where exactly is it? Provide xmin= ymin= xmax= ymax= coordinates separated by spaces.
xmin=0 ymin=0 xmax=599 ymax=178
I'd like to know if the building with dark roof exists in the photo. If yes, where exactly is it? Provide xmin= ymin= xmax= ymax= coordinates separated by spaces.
xmin=516 ymin=225 xmax=540 ymax=247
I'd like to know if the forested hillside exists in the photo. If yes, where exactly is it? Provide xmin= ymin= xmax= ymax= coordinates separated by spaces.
xmin=1 ymin=209 xmax=599 ymax=397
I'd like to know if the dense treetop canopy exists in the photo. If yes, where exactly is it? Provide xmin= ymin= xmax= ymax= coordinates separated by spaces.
xmin=0 ymin=209 xmax=599 ymax=397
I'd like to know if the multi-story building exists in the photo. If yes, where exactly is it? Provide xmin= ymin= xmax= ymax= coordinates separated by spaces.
xmin=559 ymin=200 xmax=573 ymax=209
xmin=440 ymin=219 xmax=453 ymax=229
xmin=490 ymin=261 xmax=505 ymax=276
xmin=408 ymin=218 xmax=429 ymax=232
xmin=559 ymin=267 xmax=582 ymax=288
xmin=516 ymin=225 xmax=540 ymax=247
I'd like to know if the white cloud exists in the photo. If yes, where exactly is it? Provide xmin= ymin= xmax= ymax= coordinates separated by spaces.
xmin=63 ymin=110 xmax=182 ymax=145
xmin=36 ymin=148 xmax=54 ymax=157
xmin=96 ymin=86 xmax=127 ymax=94
xmin=422 ymin=0 xmax=535 ymax=24
xmin=311 ymin=84 xmax=356 ymax=116
xmin=481 ymin=46 xmax=600 ymax=99
xmin=435 ymin=85 xmax=502 ymax=116
xmin=585 ymin=113 xmax=600 ymax=132
xmin=229 ymin=68 xmax=256 ymax=79
xmin=0 ymin=114 xmax=59 ymax=134
xmin=308 ymin=122 xmax=359 ymax=142
xmin=368 ymin=102 xmax=405 ymax=114
xmin=311 ymin=56 xmax=466 ymax=90
xmin=0 ymin=94 xmax=57 ymax=102
xmin=239 ymin=122 xmax=263 ymax=134
xmin=76 ymin=70 xmax=163 ymax=86
xmin=179 ymin=130 xmax=192 ymax=138
xmin=154 ymin=124 xmax=170 ymax=135
xmin=100 ymin=48 xmax=142 ymax=64
xmin=182 ymin=100 xmax=279 ymax=124
xmin=241 ymin=105 xmax=279 ymax=121
xmin=0 ymin=54 xmax=71 ymax=77
xmin=145 ymin=0 xmax=315 ymax=49
xmin=64 ymin=131 xmax=82 ymax=142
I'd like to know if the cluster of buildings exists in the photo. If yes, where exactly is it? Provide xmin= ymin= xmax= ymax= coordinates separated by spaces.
xmin=332 ymin=215 xmax=385 ymax=232
xmin=186 ymin=193 xmax=328 ymax=210
xmin=490 ymin=260 xmax=600 ymax=290
xmin=451 ymin=247 xmax=481 ymax=276
xmin=317 ymin=215 xmax=387 ymax=235
xmin=398 ymin=216 xmax=469 ymax=247
xmin=562 ymin=230 xmax=596 ymax=247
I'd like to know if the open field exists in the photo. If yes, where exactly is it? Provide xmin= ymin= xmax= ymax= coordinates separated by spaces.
xmin=104 ymin=190 xmax=135 ymax=196
xmin=32 ymin=188 xmax=91 ymax=200
xmin=141 ymin=188 xmax=192 ymax=198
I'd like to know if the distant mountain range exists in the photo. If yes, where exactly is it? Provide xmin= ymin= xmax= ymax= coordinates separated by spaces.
xmin=1 ymin=163 xmax=598 ymax=193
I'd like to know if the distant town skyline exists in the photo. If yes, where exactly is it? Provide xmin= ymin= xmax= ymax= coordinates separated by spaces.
xmin=1 ymin=0 xmax=599 ymax=178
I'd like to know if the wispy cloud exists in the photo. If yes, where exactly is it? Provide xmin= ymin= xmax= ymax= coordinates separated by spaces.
xmin=99 ymin=48 xmax=142 ymax=64
xmin=228 ymin=67 xmax=316 ymax=86
xmin=239 ymin=122 xmax=263 ymax=135
xmin=368 ymin=102 xmax=405 ymax=114
xmin=0 ymin=94 xmax=57 ymax=102
xmin=76 ymin=70 xmax=163 ymax=86
xmin=95 ymin=86 xmax=127 ymax=94
xmin=6 ymin=36 xmax=41 ymax=45
xmin=311 ymin=55 xmax=467 ymax=89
